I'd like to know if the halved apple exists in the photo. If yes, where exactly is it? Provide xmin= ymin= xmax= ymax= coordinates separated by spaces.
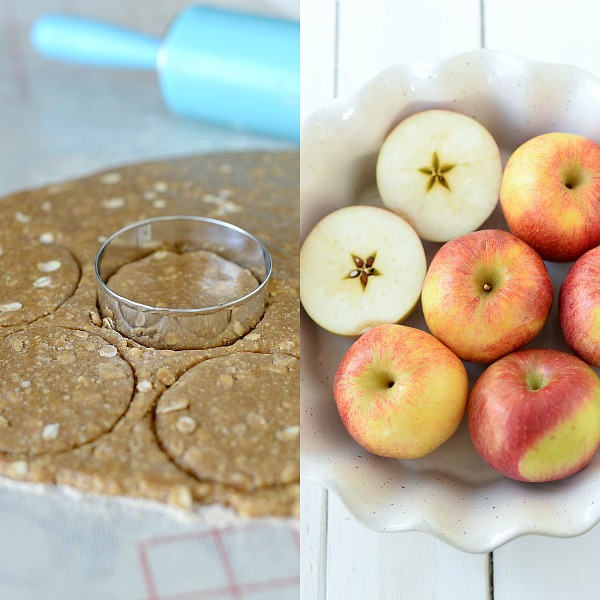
xmin=376 ymin=109 xmax=503 ymax=242
xmin=300 ymin=205 xmax=426 ymax=336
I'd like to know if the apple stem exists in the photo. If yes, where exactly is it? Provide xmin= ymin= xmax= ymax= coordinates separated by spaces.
xmin=561 ymin=163 xmax=586 ymax=191
xmin=483 ymin=283 xmax=492 ymax=292
xmin=525 ymin=371 xmax=547 ymax=391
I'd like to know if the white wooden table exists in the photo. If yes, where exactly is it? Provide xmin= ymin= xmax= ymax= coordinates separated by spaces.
xmin=300 ymin=1 xmax=600 ymax=598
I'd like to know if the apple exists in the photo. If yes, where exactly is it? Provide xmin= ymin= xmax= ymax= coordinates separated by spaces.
xmin=421 ymin=229 xmax=553 ymax=364
xmin=300 ymin=205 xmax=426 ymax=336
xmin=559 ymin=245 xmax=600 ymax=366
xmin=333 ymin=323 xmax=468 ymax=459
xmin=467 ymin=348 xmax=600 ymax=482
xmin=500 ymin=132 xmax=600 ymax=262
xmin=375 ymin=109 xmax=503 ymax=242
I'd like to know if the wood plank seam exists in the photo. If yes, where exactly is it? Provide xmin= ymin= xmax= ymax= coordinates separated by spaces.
xmin=489 ymin=552 xmax=494 ymax=599
xmin=480 ymin=0 xmax=486 ymax=48
xmin=480 ymin=4 xmax=495 ymax=594
xmin=323 ymin=488 xmax=330 ymax=600
xmin=334 ymin=0 xmax=341 ymax=99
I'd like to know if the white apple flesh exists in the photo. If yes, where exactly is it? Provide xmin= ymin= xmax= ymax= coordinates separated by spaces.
xmin=376 ymin=109 xmax=503 ymax=242
xmin=300 ymin=205 xmax=426 ymax=336
xmin=333 ymin=323 xmax=469 ymax=459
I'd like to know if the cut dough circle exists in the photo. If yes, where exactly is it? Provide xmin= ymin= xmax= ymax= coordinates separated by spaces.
xmin=0 ymin=234 xmax=80 ymax=326
xmin=155 ymin=352 xmax=299 ymax=491
xmin=0 ymin=327 xmax=134 ymax=456
xmin=106 ymin=249 xmax=259 ymax=309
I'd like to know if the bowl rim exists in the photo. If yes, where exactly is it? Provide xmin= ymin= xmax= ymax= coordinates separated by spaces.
xmin=300 ymin=48 xmax=600 ymax=553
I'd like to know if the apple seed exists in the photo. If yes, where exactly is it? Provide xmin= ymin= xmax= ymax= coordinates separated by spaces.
xmin=348 ymin=254 xmax=380 ymax=290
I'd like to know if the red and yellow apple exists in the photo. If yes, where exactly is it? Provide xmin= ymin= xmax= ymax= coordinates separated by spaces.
xmin=333 ymin=323 xmax=468 ymax=459
xmin=421 ymin=229 xmax=553 ymax=364
xmin=467 ymin=348 xmax=600 ymax=482
xmin=500 ymin=132 xmax=600 ymax=262
xmin=559 ymin=245 xmax=600 ymax=367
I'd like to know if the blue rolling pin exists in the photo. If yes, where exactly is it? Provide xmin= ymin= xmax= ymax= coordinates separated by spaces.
xmin=31 ymin=6 xmax=299 ymax=141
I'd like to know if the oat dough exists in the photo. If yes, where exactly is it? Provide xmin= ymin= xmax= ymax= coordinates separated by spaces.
xmin=0 ymin=234 xmax=79 ymax=326
xmin=156 ymin=353 xmax=299 ymax=491
xmin=106 ymin=249 xmax=259 ymax=309
xmin=0 ymin=327 xmax=133 ymax=456
xmin=0 ymin=152 xmax=299 ymax=518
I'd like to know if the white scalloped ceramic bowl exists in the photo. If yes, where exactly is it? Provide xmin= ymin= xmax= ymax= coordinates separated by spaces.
xmin=300 ymin=49 xmax=600 ymax=553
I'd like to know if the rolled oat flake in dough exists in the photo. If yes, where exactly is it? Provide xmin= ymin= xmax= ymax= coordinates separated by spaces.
xmin=0 ymin=327 xmax=133 ymax=456
xmin=155 ymin=352 xmax=299 ymax=491
xmin=106 ymin=249 xmax=259 ymax=309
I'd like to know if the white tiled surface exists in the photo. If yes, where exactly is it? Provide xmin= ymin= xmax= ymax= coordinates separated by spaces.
xmin=301 ymin=1 xmax=600 ymax=599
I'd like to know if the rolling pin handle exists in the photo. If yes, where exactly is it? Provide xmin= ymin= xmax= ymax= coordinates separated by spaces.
xmin=31 ymin=13 xmax=159 ymax=70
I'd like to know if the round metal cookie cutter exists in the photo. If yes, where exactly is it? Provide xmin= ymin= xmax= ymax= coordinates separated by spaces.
xmin=94 ymin=216 xmax=272 ymax=350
